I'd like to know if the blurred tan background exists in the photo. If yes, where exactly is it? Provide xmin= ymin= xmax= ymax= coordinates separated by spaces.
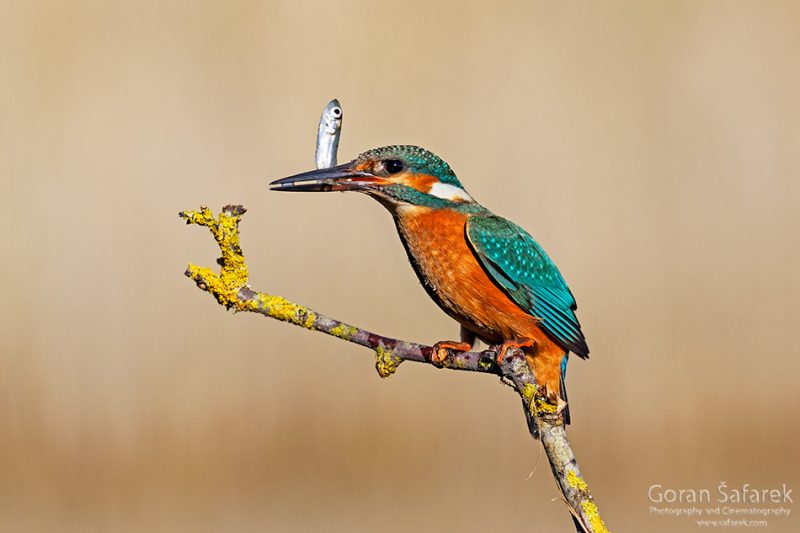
xmin=2 ymin=1 xmax=799 ymax=531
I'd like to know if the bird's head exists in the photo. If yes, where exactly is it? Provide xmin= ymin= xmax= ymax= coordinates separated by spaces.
xmin=270 ymin=145 xmax=475 ymax=208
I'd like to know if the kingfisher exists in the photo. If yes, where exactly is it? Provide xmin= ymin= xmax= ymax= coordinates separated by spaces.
xmin=270 ymin=146 xmax=589 ymax=422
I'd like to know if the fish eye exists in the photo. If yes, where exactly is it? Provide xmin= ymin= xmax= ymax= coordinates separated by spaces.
xmin=383 ymin=159 xmax=405 ymax=174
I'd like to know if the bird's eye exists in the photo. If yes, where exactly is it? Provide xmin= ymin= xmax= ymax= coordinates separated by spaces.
xmin=383 ymin=159 xmax=405 ymax=174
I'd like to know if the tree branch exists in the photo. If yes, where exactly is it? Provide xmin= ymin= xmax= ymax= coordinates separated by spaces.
xmin=178 ymin=100 xmax=609 ymax=532
xmin=179 ymin=204 xmax=608 ymax=532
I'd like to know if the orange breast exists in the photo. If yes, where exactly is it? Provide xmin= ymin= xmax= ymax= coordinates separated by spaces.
xmin=393 ymin=206 xmax=553 ymax=346
xmin=394 ymin=205 xmax=566 ymax=394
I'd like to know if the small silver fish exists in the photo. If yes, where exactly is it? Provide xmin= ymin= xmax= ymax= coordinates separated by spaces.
xmin=315 ymin=99 xmax=343 ymax=169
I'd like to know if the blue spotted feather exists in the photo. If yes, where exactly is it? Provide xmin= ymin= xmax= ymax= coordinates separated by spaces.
xmin=465 ymin=215 xmax=589 ymax=359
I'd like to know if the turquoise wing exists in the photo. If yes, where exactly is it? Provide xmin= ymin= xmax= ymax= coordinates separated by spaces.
xmin=466 ymin=215 xmax=589 ymax=358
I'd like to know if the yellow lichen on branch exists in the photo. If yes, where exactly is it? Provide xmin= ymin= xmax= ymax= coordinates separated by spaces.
xmin=566 ymin=468 xmax=610 ymax=533
xmin=329 ymin=324 xmax=358 ymax=341
xmin=520 ymin=381 xmax=559 ymax=417
xmin=181 ymin=206 xmax=319 ymax=328
xmin=567 ymin=470 xmax=589 ymax=492
xmin=374 ymin=345 xmax=401 ymax=378
xmin=580 ymin=500 xmax=610 ymax=533
xmin=181 ymin=206 xmax=249 ymax=308
xmin=248 ymin=293 xmax=317 ymax=329
xmin=534 ymin=396 xmax=558 ymax=415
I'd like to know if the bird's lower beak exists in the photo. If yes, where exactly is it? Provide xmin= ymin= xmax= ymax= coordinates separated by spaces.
xmin=269 ymin=162 xmax=387 ymax=192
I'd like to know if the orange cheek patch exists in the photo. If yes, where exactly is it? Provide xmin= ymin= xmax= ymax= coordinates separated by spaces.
xmin=398 ymin=173 xmax=438 ymax=194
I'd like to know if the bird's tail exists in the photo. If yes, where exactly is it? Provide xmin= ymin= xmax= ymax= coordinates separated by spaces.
xmin=560 ymin=353 xmax=571 ymax=425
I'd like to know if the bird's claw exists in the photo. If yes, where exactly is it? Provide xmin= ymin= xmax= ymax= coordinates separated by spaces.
xmin=496 ymin=338 xmax=536 ymax=364
xmin=430 ymin=340 xmax=472 ymax=365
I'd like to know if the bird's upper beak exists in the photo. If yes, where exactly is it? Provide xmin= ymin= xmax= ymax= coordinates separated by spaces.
xmin=269 ymin=162 xmax=388 ymax=193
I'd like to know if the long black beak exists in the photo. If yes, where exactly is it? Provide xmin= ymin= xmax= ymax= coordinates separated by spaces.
xmin=269 ymin=162 xmax=380 ymax=192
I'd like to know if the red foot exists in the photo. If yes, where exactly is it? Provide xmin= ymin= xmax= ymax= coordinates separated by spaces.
xmin=430 ymin=340 xmax=472 ymax=364
xmin=496 ymin=338 xmax=536 ymax=364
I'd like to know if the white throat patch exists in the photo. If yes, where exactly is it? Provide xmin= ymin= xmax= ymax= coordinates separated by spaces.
xmin=428 ymin=182 xmax=474 ymax=202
